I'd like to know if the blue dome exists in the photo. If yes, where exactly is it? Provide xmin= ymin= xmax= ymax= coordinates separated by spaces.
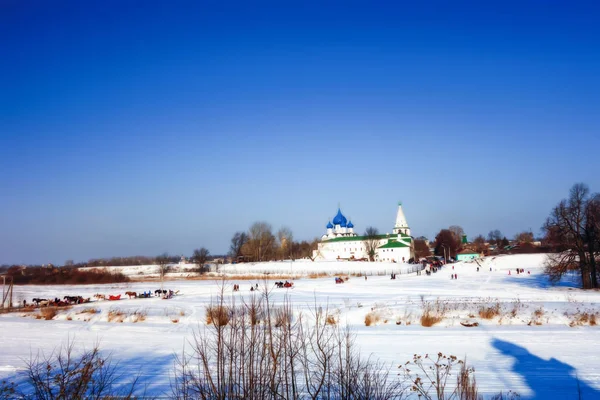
xmin=326 ymin=221 xmax=333 ymax=229
xmin=347 ymin=221 xmax=354 ymax=228
xmin=332 ymin=208 xmax=347 ymax=227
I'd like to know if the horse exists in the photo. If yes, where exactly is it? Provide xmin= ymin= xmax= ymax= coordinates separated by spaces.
xmin=94 ymin=294 xmax=106 ymax=301
xmin=32 ymin=298 xmax=48 ymax=306
xmin=125 ymin=291 xmax=137 ymax=299
xmin=155 ymin=289 xmax=167 ymax=295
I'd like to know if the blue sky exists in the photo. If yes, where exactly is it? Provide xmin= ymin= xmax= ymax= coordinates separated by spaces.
xmin=1 ymin=1 xmax=599 ymax=264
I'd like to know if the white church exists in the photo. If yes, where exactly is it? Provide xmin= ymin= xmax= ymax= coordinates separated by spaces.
xmin=313 ymin=203 xmax=413 ymax=262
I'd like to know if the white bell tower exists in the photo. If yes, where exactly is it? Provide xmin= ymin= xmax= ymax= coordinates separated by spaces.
xmin=393 ymin=202 xmax=410 ymax=236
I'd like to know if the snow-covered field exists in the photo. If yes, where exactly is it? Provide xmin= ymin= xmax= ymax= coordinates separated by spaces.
xmin=81 ymin=259 xmax=420 ymax=279
xmin=2 ymin=254 xmax=599 ymax=399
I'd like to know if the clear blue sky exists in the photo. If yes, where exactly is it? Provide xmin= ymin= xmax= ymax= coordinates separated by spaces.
xmin=1 ymin=1 xmax=599 ymax=265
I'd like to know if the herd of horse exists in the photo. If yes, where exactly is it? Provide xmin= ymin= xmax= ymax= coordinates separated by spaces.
xmin=27 ymin=289 xmax=179 ymax=308
xmin=30 ymin=295 xmax=90 ymax=307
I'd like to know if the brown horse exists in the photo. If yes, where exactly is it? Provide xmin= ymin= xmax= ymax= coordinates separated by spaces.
xmin=94 ymin=294 xmax=106 ymax=301
xmin=125 ymin=291 xmax=137 ymax=299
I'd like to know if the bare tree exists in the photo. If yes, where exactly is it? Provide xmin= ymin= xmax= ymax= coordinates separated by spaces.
xmin=543 ymin=183 xmax=600 ymax=289
xmin=192 ymin=247 xmax=210 ymax=274
xmin=449 ymin=225 xmax=465 ymax=244
xmin=434 ymin=229 xmax=460 ymax=260
xmin=472 ymin=234 xmax=487 ymax=254
xmin=414 ymin=239 xmax=431 ymax=260
xmin=155 ymin=252 xmax=171 ymax=290
xmin=277 ymin=226 xmax=293 ymax=260
xmin=363 ymin=227 xmax=380 ymax=261
xmin=514 ymin=231 xmax=534 ymax=243
xmin=229 ymin=231 xmax=248 ymax=260
xmin=487 ymin=229 xmax=503 ymax=245
xmin=244 ymin=222 xmax=276 ymax=262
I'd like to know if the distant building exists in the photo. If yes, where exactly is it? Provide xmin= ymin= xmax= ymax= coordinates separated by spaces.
xmin=456 ymin=249 xmax=481 ymax=261
xmin=313 ymin=203 xmax=413 ymax=262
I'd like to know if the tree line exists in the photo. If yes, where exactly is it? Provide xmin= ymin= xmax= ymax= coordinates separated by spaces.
xmin=229 ymin=222 xmax=319 ymax=262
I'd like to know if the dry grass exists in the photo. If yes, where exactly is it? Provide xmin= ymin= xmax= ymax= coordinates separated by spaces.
xmin=171 ymin=318 xmax=179 ymax=323
xmin=179 ymin=310 xmax=186 ymax=317
xmin=78 ymin=307 xmax=100 ymax=314
xmin=326 ymin=314 xmax=337 ymax=325
xmin=419 ymin=297 xmax=447 ymax=327
xmin=66 ymin=315 xmax=72 ymax=321
xmin=131 ymin=310 xmax=147 ymax=323
xmin=528 ymin=307 xmax=545 ymax=326
xmin=206 ymin=305 xmax=230 ymax=326
xmin=569 ymin=311 xmax=598 ymax=327
xmin=420 ymin=311 xmax=443 ymax=327
xmin=38 ymin=307 xmax=59 ymax=321
xmin=307 ymin=272 xmax=329 ymax=279
xmin=365 ymin=311 xmax=381 ymax=326
xmin=479 ymin=303 xmax=501 ymax=319
xmin=107 ymin=309 xmax=126 ymax=323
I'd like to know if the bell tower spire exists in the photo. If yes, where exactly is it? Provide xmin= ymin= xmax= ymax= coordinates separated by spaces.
xmin=393 ymin=202 xmax=410 ymax=236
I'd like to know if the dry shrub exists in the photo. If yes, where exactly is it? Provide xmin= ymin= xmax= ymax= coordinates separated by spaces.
xmin=39 ymin=307 xmax=58 ymax=321
xmin=171 ymin=318 xmax=179 ymax=323
xmin=66 ymin=315 xmax=73 ymax=321
xmin=272 ymin=307 xmax=292 ymax=328
xmin=569 ymin=311 xmax=598 ymax=327
xmin=365 ymin=311 xmax=381 ymax=326
xmin=528 ymin=307 xmax=544 ymax=326
xmin=206 ymin=305 xmax=230 ymax=326
xmin=326 ymin=314 xmax=337 ymax=325
xmin=107 ymin=309 xmax=125 ymax=323
xmin=78 ymin=307 xmax=99 ymax=314
xmin=479 ymin=303 xmax=501 ymax=319
xmin=419 ymin=297 xmax=446 ymax=327
xmin=179 ymin=310 xmax=186 ymax=317
xmin=131 ymin=310 xmax=147 ymax=323
xmin=420 ymin=311 xmax=442 ymax=327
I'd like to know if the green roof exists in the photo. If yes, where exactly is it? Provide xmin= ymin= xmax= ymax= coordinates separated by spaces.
xmin=378 ymin=240 xmax=410 ymax=249
xmin=324 ymin=233 xmax=411 ymax=243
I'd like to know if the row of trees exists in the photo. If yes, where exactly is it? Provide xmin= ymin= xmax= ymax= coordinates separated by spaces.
xmin=229 ymin=222 xmax=318 ymax=262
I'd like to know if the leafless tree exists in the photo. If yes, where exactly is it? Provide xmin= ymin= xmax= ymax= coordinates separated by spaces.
xmin=414 ymin=239 xmax=431 ymax=260
xmin=155 ymin=252 xmax=171 ymax=290
xmin=229 ymin=231 xmax=249 ymax=260
xmin=514 ymin=231 xmax=534 ymax=243
xmin=363 ymin=226 xmax=380 ymax=261
xmin=472 ymin=235 xmax=487 ymax=253
xmin=277 ymin=226 xmax=293 ymax=260
xmin=487 ymin=230 xmax=503 ymax=245
xmin=543 ymin=183 xmax=600 ymax=289
xmin=244 ymin=222 xmax=276 ymax=262
xmin=192 ymin=247 xmax=210 ymax=274
xmin=449 ymin=225 xmax=465 ymax=244
xmin=434 ymin=229 xmax=460 ymax=260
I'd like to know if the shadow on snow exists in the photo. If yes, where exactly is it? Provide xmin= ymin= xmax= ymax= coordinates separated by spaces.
xmin=492 ymin=338 xmax=598 ymax=399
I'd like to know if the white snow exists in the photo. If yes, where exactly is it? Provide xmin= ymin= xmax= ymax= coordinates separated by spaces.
xmin=1 ymin=254 xmax=599 ymax=399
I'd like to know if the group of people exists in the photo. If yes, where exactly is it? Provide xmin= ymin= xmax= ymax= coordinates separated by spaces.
xmin=509 ymin=268 xmax=529 ymax=275
xmin=274 ymin=281 xmax=293 ymax=288
xmin=450 ymin=273 xmax=458 ymax=280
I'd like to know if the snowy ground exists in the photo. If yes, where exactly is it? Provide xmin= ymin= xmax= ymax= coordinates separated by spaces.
xmin=2 ymin=254 xmax=599 ymax=399
xmin=81 ymin=259 xmax=420 ymax=279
